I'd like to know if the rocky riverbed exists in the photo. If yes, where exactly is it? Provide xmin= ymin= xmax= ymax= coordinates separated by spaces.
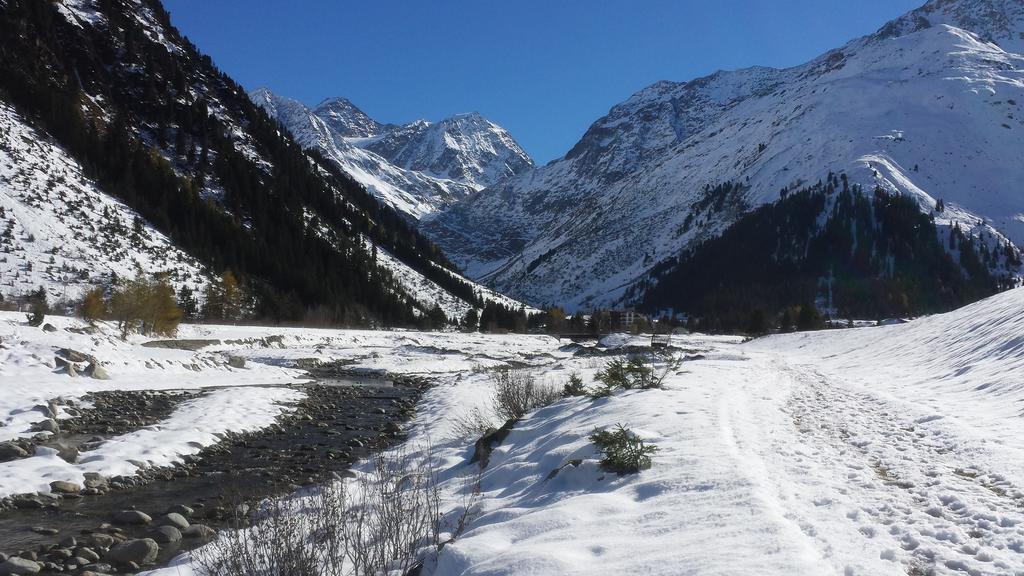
xmin=0 ymin=363 xmax=429 ymax=575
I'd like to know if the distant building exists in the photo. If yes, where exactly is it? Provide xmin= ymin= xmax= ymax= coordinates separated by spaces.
xmin=610 ymin=308 xmax=646 ymax=331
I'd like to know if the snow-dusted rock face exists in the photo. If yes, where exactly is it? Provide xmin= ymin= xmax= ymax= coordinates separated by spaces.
xmin=425 ymin=0 xmax=1024 ymax=311
xmin=313 ymin=96 xmax=388 ymax=138
xmin=363 ymin=112 xmax=534 ymax=190
xmin=252 ymin=89 xmax=532 ymax=220
xmin=252 ymin=88 xmax=479 ymax=220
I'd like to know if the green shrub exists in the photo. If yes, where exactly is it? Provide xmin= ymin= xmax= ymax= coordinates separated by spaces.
xmin=590 ymin=424 xmax=658 ymax=474
xmin=562 ymin=373 xmax=587 ymax=397
xmin=595 ymin=357 xmax=658 ymax=390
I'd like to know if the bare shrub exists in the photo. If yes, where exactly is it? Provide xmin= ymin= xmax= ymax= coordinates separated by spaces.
xmin=491 ymin=369 xmax=561 ymax=421
xmin=193 ymin=444 xmax=441 ymax=576
xmin=449 ymin=370 xmax=561 ymax=439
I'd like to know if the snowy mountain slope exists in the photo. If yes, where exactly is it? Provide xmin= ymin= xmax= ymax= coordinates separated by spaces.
xmin=425 ymin=0 xmax=1024 ymax=311
xmin=0 ymin=101 xmax=211 ymax=305
xmin=0 ymin=0 xmax=523 ymax=325
xmin=251 ymin=88 xmax=478 ymax=220
xmin=362 ymin=112 xmax=534 ymax=190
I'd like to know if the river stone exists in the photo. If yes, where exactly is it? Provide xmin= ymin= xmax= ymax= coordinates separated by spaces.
xmin=149 ymin=525 xmax=181 ymax=544
xmin=157 ymin=513 xmax=189 ymax=530
xmin=0 ymin=557 xmax=42 ymax=575
xmin=0 ymin=442 xmax=28 ymax=460
xmin=182 ymin=524 xmax=215 ymax=539
xmin=13 ymin=495 xmax=44 ymax=509
xmin=31 ymin=404 xmax=55 ymax=419
xmin=166 ymin=504 xmax=193 ymax=517
xmin=104 ymin=538 xmax=158 ymax=565
xmin=75 ymin=548 xmax=100 ymax=562
xmin=112 ymin=510 xmax=151 ymax=525
xmin=87 ymin=533 xmax=115 ymax=549
xmin=83 ymin=473 xmax=107 ymax=490
xmin=50 ymin=480 xmax=81 ymax=494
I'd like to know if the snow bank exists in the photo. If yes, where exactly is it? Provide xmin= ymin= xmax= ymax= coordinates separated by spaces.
xmin=0 ymin=386 xmax=302 ymax=498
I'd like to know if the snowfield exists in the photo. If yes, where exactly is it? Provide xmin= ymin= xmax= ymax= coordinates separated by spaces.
xmin=4 ymin=288 xmax=1024 ymax=575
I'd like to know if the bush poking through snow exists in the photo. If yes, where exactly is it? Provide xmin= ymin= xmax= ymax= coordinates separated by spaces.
xmin=562 ymin=372 xmax=587 ymax=397
xmin=451 ymin=370 xmax=560 ymax=439
xmin=590 ymin=425 xmax=658 ymax=475
xmin=589 ymin=355 xmax=682 ymax=398
xmin=491 ymin=369 xmax=561 ymax=422
xmin=193 ymin=445 xmax=441 ymax=576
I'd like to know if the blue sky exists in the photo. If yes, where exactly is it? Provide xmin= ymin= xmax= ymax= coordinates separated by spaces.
xmin=163 ymin=0 xmax=923 ymax=164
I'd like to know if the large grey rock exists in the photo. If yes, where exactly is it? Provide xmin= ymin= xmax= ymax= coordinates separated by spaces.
xmin=49 ymin=480 xmax=81 ymax=494
xmin=157 ymin=513 xmax=189 ymax=530
xmin=104 ymin=538 xmax=158 ymax=565
xmin=30 ymin=419 xmax=59 ymax=434
xmin=227 ymin=355 xmax=246 ymax=369
xmin=85 ymin=363 xmax=110 ymax=380
xmin=112 ymin=510 xmax=151 ymax=525
xmin=56 ymin=348 xmax=97 ymax=364
xmin=0 ymin=442 xmax=28 ymax=461
xmin=148 ymin=525 xmax=181 ymax=544
xmin=0 ymin=556 xmax=42 ymax=575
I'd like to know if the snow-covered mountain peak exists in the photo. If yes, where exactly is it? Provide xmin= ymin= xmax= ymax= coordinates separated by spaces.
xmin=364 ymin=111 xmax=533 ymax=190
xmin=877 ymin=0 xmax=1024 ymax=52
xmin=312 ymin=96 xmax=385 ymax=138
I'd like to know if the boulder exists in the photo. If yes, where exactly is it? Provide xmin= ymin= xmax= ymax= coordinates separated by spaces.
xmin=157 ymin=513 xmax=189 ymax=530
xmin=56 ymin=348 xmax=97 ymax=364
xmin=0 ymin=442 xmax=28 ymax=461
xmin=53 ymin=357 xmax=79 ymax=377
xmin=83 ymin=473 xmax=108 ymax=490
xmin=30 ymin=419 xmax=59 ymax=434
xmin=84 ymin=362 xmax=110 ymax=380
xmin=41 ymin=323 xmax=57 ymax=332
xmin=181 ymin=524 xmax=215 ymax=539
xmin=49 ymin=481 xmax=81 ymax=494
xmin=31 ymin=404 xmax=55 ymax=419
xmin=0 ymin=557 xmax=42 ymax=575
xmin=112 ymin=510 xmax=151 ymax=525
xmin=149 ymin=525 xmax=181 ymax=544
xmin=104 ymin=538 xmax=158 ymax=565
xmin=227 ymin=355 xmax=246 ymax=369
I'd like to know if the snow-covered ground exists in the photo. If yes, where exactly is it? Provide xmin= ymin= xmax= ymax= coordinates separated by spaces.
xmin=6 ymin=288 xmax=1024 ymax=575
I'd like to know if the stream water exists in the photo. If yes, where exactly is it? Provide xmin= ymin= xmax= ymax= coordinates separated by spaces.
xmin=0 ymin=375 xmax=425 ymax=572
